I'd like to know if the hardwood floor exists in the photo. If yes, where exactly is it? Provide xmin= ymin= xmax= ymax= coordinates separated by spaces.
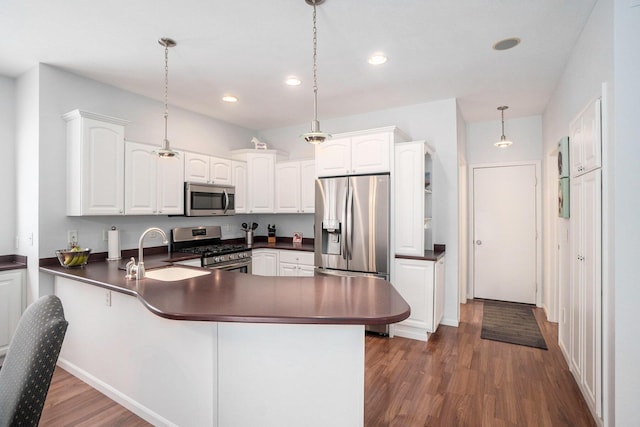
xmin=39 ymin=300 xmax=595 ymax=426
xmin=364 ymin=300 xmax=596 ymax=427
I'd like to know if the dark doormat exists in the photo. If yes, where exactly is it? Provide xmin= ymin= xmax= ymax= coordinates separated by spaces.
xmin=480 ymin=300 xmax=548 ymax=350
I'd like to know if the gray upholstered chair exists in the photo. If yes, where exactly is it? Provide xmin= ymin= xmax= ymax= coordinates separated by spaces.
xmin=0 ymin=295 xmax=68 ymax=427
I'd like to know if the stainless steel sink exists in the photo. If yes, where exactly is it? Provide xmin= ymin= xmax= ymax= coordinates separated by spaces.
xmin=144 ymin=266 xmax=210 ymax=282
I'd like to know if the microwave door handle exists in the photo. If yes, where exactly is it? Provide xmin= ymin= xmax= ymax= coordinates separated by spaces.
xmin=222 ymin=190 xmax=229 ymax=213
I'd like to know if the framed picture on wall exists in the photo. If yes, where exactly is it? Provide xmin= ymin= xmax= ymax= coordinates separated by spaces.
xmin=558 ymin=177 xmax=570 ymax=218
xmin=558 ymin=136 xmax=569 ymax=178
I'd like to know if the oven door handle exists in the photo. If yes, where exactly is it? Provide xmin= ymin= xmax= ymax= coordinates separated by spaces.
xmin=211 ymin=260 xmax=251 ymax=270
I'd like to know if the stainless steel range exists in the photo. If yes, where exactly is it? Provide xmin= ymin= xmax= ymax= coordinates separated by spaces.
xmin=171 ymin=226 xmax=252 ymax=273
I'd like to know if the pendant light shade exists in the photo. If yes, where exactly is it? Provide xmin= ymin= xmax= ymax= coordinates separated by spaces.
xmin=157 ymin=37 xmax=178 ymax=158
xmin=301 ymin=0 xmax=330 ymax=144
xmin=494 ymin=106 xmax=513 ymax=148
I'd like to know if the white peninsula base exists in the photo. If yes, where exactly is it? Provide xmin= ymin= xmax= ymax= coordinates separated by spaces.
xmin=54 ymin=277 xmax=365 ymax=427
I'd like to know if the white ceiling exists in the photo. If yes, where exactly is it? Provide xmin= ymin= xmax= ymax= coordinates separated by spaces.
xmin=0 ymin=0 xmax=597 ymax=131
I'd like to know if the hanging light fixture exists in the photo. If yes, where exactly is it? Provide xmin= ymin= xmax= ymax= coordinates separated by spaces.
xmin=301 ymin=0 xmax=330 ymax=144
xmin=157 ymin=37 xmax=178 ymax=158
xmin=494 ymin=105 xmax=513 ymax=148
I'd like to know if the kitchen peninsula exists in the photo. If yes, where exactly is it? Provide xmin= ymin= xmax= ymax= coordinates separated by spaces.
xmin=41 ymin=255 xmax=409 ymax=427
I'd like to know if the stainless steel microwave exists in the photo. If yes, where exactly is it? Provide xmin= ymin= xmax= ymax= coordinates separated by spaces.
xmin=184 ymin=182 xmax=235 ymax=216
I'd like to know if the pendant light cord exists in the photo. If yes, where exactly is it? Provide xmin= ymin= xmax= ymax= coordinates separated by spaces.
xmin=164 ymin=43 xmax=170 ymax=143
xmin=312 ymin=0 xmax=319 ymax=122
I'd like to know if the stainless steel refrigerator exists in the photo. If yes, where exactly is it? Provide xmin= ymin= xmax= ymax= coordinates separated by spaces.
xmin=314 ymin=174 xmax=390 ymax=333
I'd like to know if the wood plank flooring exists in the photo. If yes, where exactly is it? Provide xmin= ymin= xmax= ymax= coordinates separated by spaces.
xmin=39 ymin=300 xmax=595 ymax=426
xmin=364 ymin=300 xmax=596 ymax=427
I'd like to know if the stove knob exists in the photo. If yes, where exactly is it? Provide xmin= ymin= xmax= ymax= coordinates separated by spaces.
xmin=239 ymin=253 xmax=244 ymax=258
xmin=230 ymin=254 xmax=236 ymax=260
xmin=214 ymin=256 xmax=221 ymax=263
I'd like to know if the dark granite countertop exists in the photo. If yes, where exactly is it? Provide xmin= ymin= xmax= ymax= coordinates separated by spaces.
xmin=40 ymin=252 xmax=409 ymax=326
xmin=0 ymin=255 xmax=27 ymax=271
xmin=394 ymin=244 xmax=446 ymax=262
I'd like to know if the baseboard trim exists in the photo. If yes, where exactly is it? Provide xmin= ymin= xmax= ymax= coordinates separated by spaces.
xmin=57 ymin=358 xmax=177 ymax=427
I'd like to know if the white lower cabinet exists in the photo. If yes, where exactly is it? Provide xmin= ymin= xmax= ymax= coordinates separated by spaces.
xmin=392 ymin=256 xmax=445 ymax=341
xmin=251 ymin=249 xmax=279 ymax=276
xmin=0 ymin=270 xmax=26 ymax=356
xmin=278 ymin=250 xmax=315 ymax=277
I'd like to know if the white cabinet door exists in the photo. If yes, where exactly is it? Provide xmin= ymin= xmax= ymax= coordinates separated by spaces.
xmin=570 ymin=98 xmax=601 ymax=177
xmin=232 ymin=160 xmax=247 ymax=214
xmin=125 ymin=141 xmax=156 ymax=215
xmin=434 ymin=257 xmax=445 ymax=332
xmin=64 ymin=110 xmax=127 ymax=216
xmin=350 ymin=133 xmax=391 ymax=174
xmin=0 ymin=270 xmax=25 ymax=355
xmin=278 ymin=250 xmax=314 ymax=277
xmin=298 ymin=265 xmax=315 ymax=277
xmin=278 ymin=262 xmax=298 ymax=277
xmin=125 ymin=141 xmax=184 ymax=215
xmin=275 ymin=162 xmax=301 ymax=213
xmin=210 ymin=157 xmax=233 ymax=185
xmin=156 ymin=153 xmax=185 ymax=215
xmin=394 ymin=142 xmax=425 ymax=256
xmin=315 ymin=138 xmax=351 ymax=177
xmin=247 ymin=153 xmax=275 ymax=213
xmin=184 ymin=152 xmax=210 ymax=183
xmin=570 ymin=170 xmax=602 ymax=416
xmin=300 ymin=160 xmax=316 ymax=213
xmin=394 ymin=258 xmax=434 ymax=332
xmin=252 ymin=250 xmax=279 ymax=276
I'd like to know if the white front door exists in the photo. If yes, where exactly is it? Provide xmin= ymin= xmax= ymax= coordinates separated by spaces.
xmin=472 ymin=164 xmax=537 ymax=303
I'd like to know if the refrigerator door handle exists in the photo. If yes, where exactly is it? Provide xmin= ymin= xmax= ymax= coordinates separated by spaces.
xmin=341 ymin=182 xmax=348 ymax=260
xmin=346 ymin=184 xmax=354 ymax=260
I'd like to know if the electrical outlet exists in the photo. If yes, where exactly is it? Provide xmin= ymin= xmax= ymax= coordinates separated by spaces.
xmin=105 ymin=290 xmax=112 ymax=307
xmin=68 ymin=230 xmax=78 ymax=245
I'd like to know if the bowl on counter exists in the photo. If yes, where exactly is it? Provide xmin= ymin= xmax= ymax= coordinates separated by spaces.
xmin=56 ymin=248 xmax=91 ymax=268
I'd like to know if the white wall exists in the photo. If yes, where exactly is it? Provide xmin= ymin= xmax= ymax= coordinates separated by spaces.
xmin=260 ymin=98 xmax=461 ymax=326
xmin=614 ymin=0 xmax=640 ymax=424
xmin=0 ymin=76 xmax=16 ymax=253
xmin=466 ymin=115 xmax=543 ymax=165
xmin=542 ymin=0 xmax=614 ymax=423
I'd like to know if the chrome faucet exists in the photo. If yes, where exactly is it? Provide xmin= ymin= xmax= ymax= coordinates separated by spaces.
xmin=125 ymin=227 xmax=168 ymax=280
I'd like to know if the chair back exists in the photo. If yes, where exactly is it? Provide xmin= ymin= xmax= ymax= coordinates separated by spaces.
xmin=0 ymin=295 xmax=68 ymax=427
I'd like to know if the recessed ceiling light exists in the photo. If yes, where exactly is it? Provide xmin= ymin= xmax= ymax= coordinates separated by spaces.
xmin=493 ymin=37 xmax=521 ymax=51
xmin=285 ymin=76 xmax=302 ymax=86
xmin=222 ymin=95 xmax=238 ymax=103
xmin=368 ymin=53 xmax=388 ymax=65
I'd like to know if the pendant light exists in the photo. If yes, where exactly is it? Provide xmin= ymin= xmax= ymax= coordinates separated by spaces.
xmin=494 ymin=105 xmax=513 ymax=148
xmin=157 ymin=37 xmax=178 ymax=158
xmin=301 ymin=0 xmax=331 ymax=144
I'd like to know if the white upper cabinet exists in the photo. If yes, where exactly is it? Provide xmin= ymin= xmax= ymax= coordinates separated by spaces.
xmin=394 ymin=141 xmax=434 ymax=256
xmin=232 ymin=149 xmax=288 ymax=214
xmin=275 ymin=159 xmax=315 ymax=213
xmin=275 ymin=162 xmax=301 ymax=213
xmin=210 ymin=157 xmax=233 ymax=185
xmin=184 ymin=152 xmax=233 ymax=185
xmin=232 ymin=160 xmax=247 ymax=213
xmin=315 ymin=127 xmax=407 ymax=177
xmin=570 ymin=98 xmax=601 ymax=177
xmin=125 ymin=140 xmax=184 ymax=215
xmin=315 ymin=138 xmax=352 ymax=177
xmin=64 ymin=110 xmax=128 ymax=216
xmin=300 ymin=160 xmax=316 ymax=213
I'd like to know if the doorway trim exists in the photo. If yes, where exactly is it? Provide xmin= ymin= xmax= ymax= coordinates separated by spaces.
xmin=468 ymin=160 xmax=542 ymax=307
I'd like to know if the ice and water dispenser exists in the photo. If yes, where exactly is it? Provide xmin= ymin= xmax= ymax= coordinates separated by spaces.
xmin=320 ymin=219 xmax=341 ymax=255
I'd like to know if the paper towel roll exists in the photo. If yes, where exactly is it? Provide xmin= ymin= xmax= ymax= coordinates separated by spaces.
xmin=107 ymin=228 xmax=121 ymax=260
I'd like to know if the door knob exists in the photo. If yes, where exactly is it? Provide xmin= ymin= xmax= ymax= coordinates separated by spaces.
xmin=476 ymin=240 xmax=482 ymax=245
